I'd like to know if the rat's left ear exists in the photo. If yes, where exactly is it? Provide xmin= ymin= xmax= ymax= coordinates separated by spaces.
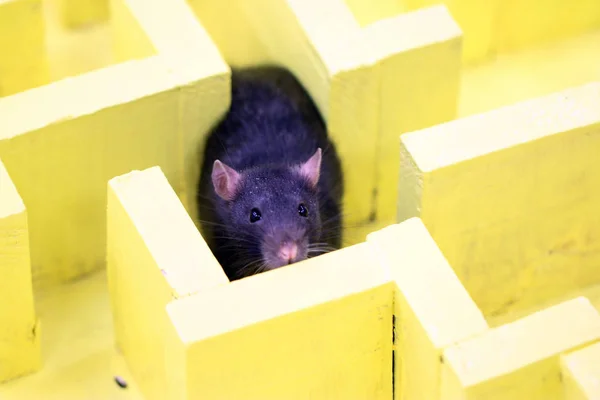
xmin=296 ymin=148 xmax=322 ymax=188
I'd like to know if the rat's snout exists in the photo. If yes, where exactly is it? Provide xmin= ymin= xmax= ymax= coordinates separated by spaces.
xmin=261 ymin=229 xmax=308 ymax=270
xmin=278 ymin=242 xmax=298 ymax=264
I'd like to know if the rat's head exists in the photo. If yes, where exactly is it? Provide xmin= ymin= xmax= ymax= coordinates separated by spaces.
xmin=211 ymin=149 xmax=323 ymax=274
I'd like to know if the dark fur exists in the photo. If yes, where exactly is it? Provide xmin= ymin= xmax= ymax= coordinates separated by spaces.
xmin=197 ymin=66 xmax=343 ymax=281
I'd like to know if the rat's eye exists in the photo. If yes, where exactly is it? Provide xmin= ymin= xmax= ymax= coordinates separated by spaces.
xmin=298 ymin=203 xmax=308 ymax=217
xmin=250 ymin=208 xmax=262 ymax=223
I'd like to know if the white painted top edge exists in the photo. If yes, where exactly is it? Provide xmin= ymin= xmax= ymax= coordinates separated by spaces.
xmin=363 ymin=4 xmax=462 ymax=62
xmin=0 ymin=56 xmax=225 ymax=141
xmin=402 ymin=81 xmax=600 ymax=173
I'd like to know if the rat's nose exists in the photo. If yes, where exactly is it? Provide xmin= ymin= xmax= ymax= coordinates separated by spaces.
xmin=278 ymin=242 xmax=298 ymax=264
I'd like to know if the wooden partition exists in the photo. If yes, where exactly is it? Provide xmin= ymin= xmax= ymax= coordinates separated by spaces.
xmin=91 ymin=2 xmax=600 ymax=399
xmin=0 ymin=0 xmax=228 ymax=291
xmin=108 ymin=197 xmax=600 ymax=398
xmin=1 ymin=0 xmax=600 ymax=397
xmin=399 ymin=81 xmax=600 ymax=318
xmin=106 ymin=166 xmax=228 ymax=399
xmin=0 ymin=160 xmax=40 ymax=382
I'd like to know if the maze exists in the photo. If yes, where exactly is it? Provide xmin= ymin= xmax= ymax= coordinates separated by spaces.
xmin=0 ymin=0 xmax=599 ymax=398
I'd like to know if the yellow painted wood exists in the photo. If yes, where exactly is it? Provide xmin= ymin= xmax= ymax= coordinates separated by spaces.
xmin=494 ymin=0 xmax=600 ymax=54
xmin=441 ymin=297 xmax=600 ymax=400
xmin=0 ymin=159 xmax=41 ymax=382
xmin=57 ymin=0 xmax=109 ymax=28
xmin=110 ymin=0 xmax=231 ymax=224
xmin=458 ymin=29 xmax=600 ymax=118
xmin=164 ymin=242 xmax=394 ymax=399
xmin=107 ymin=166 xmax=228 ymax=400
xmin=367 ymin=218 xmax=488 ymax=400
xmin=1 ymin=14 xmax=600 ymax=400
xmin=187 ymin=0 xmax=270 ymax=67
xmin=364 ymin=5 xmax=462 ymax=223
xmin=0 ymin=0 xmax=48 ymax=97
xmin=343 ymin=0 xmax=401 ymax=27
xmin=562 ymin=342 xmax=600 ymax=400
xmin=399 ymin=81 xmax=600 ymax=317
xmin=399 ymin=0 xmax=496 ymax=64
xmin=8 ymin=273 xmax=599 ymax=399
xmin=0 ymin=60 xmax=176 ymax=288
xmin=43 ymin=0 xmax=114 ymax=82
xmin=0 ymin=270 xmax=143 ymax=400
xmin=399 ymin=0 xmax=600 ymax=65
xmin=109 ymin=0 xmax=156 ymax=63
xmin=0 ymin=0 xmax=229 ymax=290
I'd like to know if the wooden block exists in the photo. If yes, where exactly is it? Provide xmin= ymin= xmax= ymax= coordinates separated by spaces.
xmin=0 ymin=159 xmax=41 ymax=382
xmin=0 ymin=0 xmax=48 ymax=96
xmin=106 ymin=166 xmax=228 ymax=400
xmin=164 ymin=243 xmax=394 ymax=399
xmin=441 ymin=297 xmax=600 ymax=400
xmin=57 ymin=0 xmax=109 ymax=28
xmin=368 ymin=218 xmax=488 ymax=400
xmin=399 ymin=81 xmax=600 ymax=316
xmin=562 ymin=342 xmax=600 ymax=399
xmin=364 ymin=5 xmax=462 ymax=223
xmin=0 ymin=0 xmax=229 ymax=289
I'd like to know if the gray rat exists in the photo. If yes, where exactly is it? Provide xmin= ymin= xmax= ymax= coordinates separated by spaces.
xmin=197 ymin=66 xmax=343 ymax=281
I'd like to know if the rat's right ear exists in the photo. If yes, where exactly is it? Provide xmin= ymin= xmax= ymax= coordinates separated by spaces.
xmin=295 ymin=148 xmax=322 ymax=189
xmin=212 ymin=160 xmax=241 ymax=201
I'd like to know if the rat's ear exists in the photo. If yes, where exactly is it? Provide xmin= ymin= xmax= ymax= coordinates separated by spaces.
xmin=212 ymin=160 xmax=241 ymax=201
xmin=296 ymin=148 xmax=322 ymax=188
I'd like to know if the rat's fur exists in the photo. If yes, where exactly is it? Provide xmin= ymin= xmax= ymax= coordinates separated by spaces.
xmin=197 ymin=66 xmax=343 ymax=281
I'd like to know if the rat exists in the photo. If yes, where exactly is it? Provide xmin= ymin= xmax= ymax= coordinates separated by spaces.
xmin=197 ymin=65 xmax=343 ymax=281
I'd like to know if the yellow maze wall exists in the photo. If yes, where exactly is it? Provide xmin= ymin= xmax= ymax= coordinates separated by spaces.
xmin=0 ymin=0 xmax=600 ymax=398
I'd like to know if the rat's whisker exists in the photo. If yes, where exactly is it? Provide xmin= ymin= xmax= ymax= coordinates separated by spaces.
xmin=254 ymin=262 xmax=270 ymax=274
xmin=233 ymin=257 xmax=264 ymax=275
xmin=211 ymin=236 xmax=258 ymax=246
